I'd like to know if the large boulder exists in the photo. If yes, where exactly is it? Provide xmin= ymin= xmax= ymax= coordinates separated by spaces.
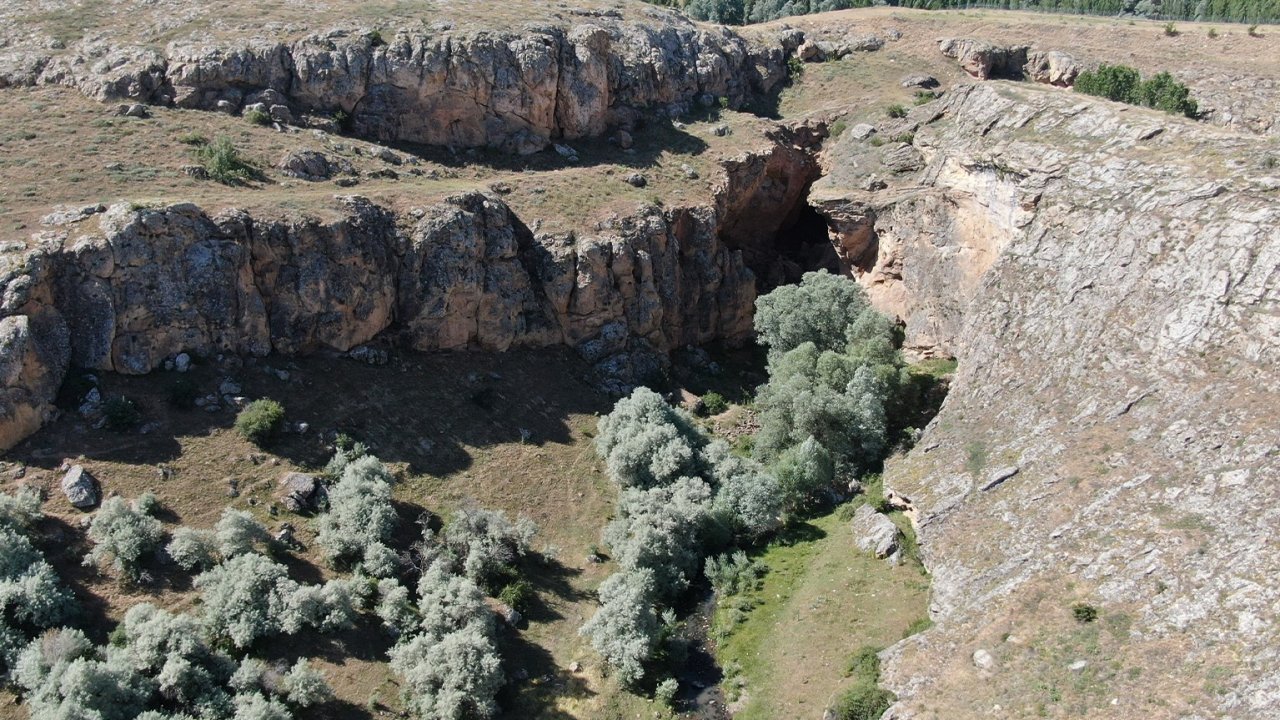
xmin=278 ymin=471 xmax=320 ymax=512
xmin=851 ymin=504 xmax=901 ymax=563
xmin=277 ymin=150 xmax=334 ymax=181
xmin=937 ymin=38 xmax=1029 ymax=80
xmin=61 ymin=465 xmax=99 ymax=508
xmin=1023 ymin=49 xmax=1083 ymax=87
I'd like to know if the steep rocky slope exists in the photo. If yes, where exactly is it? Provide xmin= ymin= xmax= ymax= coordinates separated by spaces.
xmin=814 ymin=81 xmax=1279 ymax=718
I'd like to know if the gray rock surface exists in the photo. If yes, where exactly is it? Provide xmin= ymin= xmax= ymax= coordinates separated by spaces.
xmin=851 ymin=504 xmax=901 ymax=563
xmin=815 ymin=81 xmax=1280 ymax=717
xmin=279 ymin=472 xmax=320 ymax=512
xmin=61 ymin=464 xmax=98 ymax=508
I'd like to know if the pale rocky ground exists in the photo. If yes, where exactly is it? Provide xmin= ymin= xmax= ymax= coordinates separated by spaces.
xmin=0 ymin=3 xmax=1278 ymax=719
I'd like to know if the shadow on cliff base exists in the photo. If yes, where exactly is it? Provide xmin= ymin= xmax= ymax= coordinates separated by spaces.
xmin=14 ymin=346 xmax=612 ymax=479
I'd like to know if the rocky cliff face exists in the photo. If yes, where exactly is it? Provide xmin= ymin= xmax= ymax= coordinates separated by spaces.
xmin=0 ymin=17 xmax=790 ymax=153
xmin=0 ymin=187 xmax=763 ymax=449
xmin=817 ymin=82 xmax=1280 ymax=717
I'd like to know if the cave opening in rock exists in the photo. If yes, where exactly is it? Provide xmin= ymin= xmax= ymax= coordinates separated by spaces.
xmin=765 ymin=198 xmax=841 ymax=290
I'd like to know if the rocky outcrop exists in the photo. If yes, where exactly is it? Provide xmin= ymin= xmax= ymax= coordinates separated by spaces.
xmin=818 ymin=82 xmax=1280 ymax=717
xmin=937 ymin=38 xmax=1029 ymax=80
xmin=0 ymin=185 xmax=763 ymax=448
xmin=1 ymin=18 xmax=790 ymax=153
xmin=1022 ymin=49 xmax=1082 ymax=87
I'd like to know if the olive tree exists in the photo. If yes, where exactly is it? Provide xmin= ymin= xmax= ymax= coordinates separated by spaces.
xmin=84 ymin=495 xmax=165 ymax=581
xmin=578 ymin=569 xmax=660 ymax=686
xmin=316 ymin=455 xmax=398 ymax=577
xmin=595 ymin=387 xmax=707 ymax=488
xmin=194 ymin=553 xmax=299 ymax=649
xmin=441 ymin=508 xmax=537 ymax=586
xmin=603 ymin=478 xmax=712 ymax=598
xmin=1 ymin=529 xmax=77 ymax=671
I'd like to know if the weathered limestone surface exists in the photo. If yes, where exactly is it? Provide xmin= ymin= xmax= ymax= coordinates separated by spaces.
xmin=816 ymin=82 xmax=1280 ymax=717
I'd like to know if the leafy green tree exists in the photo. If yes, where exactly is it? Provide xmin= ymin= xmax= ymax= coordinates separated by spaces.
xmin=1073 ymin=63 xmax=1142 ymax=103
xmin=1 ymin=529 xmax=77 ymax=670
xmin=604 ymin=478 xmax=712 ymax=597
xmin=195 ymin=554 xmax=299 ymax=649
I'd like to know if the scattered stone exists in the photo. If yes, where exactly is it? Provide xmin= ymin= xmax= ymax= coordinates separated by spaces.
xmin=174 ymin=353 xmax=192 ymax=372
xmin=117 ymin=103 xmax=150 ymax=118
xmin=569 ymin=661 xmax=581 ymax=673
xmin=859 ymin=174 xmax=888 ymax=192
xmin=278 ymin=150 xmax=334 ymax=181
xmin=882 ymin=143 xmax=924 ymax=174
xmin=333 ymin=177 xmax=360 ymax=188
xmin=712 ymin=124 xmax=731 ymax=137
xmin=61 ymin=465 xmax=99 ymax=509
xmin=275 ymin=523 xmax=297 ymax=546
xmin=616 ymin=129 xmax=634 ymax=149
xmin=348 ymin=345 xmax=388 ymax=365
xmin=981 ymin=466 xmax=1019 ymax=491
xmin=973 ymin=649 xmax=995 ymax=670
xmin=901 ymin=74 xmax=940 ymax=89
xmin=268 ymin=104 xmax=293 ymax=124
xmin=843 ymin=34 xmax=884 ymax=52
xmin=1068 ymin=660 xmax=1089 ymax=671
xmin=489 ymin=181 xmax=513 ymax=195
xmin=553 ymin=144 xmax=579 ymax=161
xmin=885 ymin=28 xmax=903 ymax=41
xmin=218 ymin=378 xmax=242 ymax=396
xmin=680 ymin=163 xmax=699 ymax=179
xmin=78 ymin=387 xmax=102 ymax=418
xmin=849 ymin=123 xmax=877 ymax=141
xmin=1023 ymin=49 xmax=1082 ymax=88
xmin=624 ymin=172 xmax=647 ymax=188
xmin=279 ymin=472 xmax=320 ymax=512
xmin=851 ymin=505 xmax=901 ymax=563
xmin=182 ymin=165 xmax=210 ymax=180
xmin=214 ymin=100 xmax=237 ymax=114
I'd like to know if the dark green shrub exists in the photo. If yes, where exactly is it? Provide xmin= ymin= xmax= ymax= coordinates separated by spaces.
xmin=103 ymin=397 xmax=141 ymax=431
xmin=1133 ymin=72 xmax=1198 ymax=118
xmin=886 ymin=104 xmax=907 ymax=119
xmin=701 ymin=391 xmax=729 ymax=416
xmin=367 ymin=29 xmax=386 ymax=47
xmin=1074 ymin=64 xmax=1141 ymax=104
xmin=235 ymin=399 xmax=285 ymax=446
xmin=831 ymin=681 xmax=894 ymax=720
xmin=167 ymin=377 xmax=198 ymax=410
xmin=1072 ymin=602 xmax=1099 ymax=623
xmin=498 ymin=579 xmax=535 ymax=612
xmin=193 ymin=136 xmax=257 ymax=185
xmin=913 ymin=90 xmax=938 ymax=105
xmin=244 ymin=108 xmax=271 ymax=126
xmin=787 ymin=56 xmax=805 ymax=80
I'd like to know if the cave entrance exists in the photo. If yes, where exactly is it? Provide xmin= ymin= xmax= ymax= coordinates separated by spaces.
xmin=763 ymin=198 xmax=840 ymax=290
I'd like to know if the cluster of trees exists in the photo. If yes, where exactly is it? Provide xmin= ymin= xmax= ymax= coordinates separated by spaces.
xmin=1 ymin=487 xmax=334 ymax=720
xmin=1073 ymin=64 xmax=1199 ymax=117
xmin=582 ymin=271 xmax=911 ymax=686
xmin=648 ymin=0 xmax=1280 ymax=25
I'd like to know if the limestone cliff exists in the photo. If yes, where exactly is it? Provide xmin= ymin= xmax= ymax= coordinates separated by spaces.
xmin=0 ymin=189 xmax=762 ymax=449
xmin=816 ymin=82 xmax=1280 ymax=717
xmin=0 ymin=17 xmax=790 ymax=153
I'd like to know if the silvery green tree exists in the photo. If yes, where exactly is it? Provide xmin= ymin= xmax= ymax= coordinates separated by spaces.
xmin=0 ymin=485 xmax=42 ymax=532
xmin=754 ymin=270 xmax=886 ymax=360
xmin=703 ymin=441 xmax=783 ymax=539
xmin=578 ymin=569 xmax=660 ymax=686
xmin=0 ymin=527 xmax=77 ymax=671
xmin=603 ymin=477 xmax=712 ymax=598
xmin=194 ymin=553 xmax=300 ymax=649
xmin=84 ymin=495 xmax=165 ymax=581
xmin=316 ymin=454 xmax=399 ymax=577
xmin=772 ymin=435 xmax=837 ymax=509
xmin=388 ymin=623 xmax=504 ymax=720
xmin=441 ymin=508 xmax=537 ymax=586
xmin=595 ymin=387 xmax=707 ymax=488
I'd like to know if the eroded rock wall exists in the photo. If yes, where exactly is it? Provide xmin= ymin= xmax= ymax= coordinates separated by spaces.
xmin=819 ymin=82 xmax=1280 ymax=718
xmin=0 ymin=20 xmax=790 ymax=153
xmin=0 ymin=191 xmax=759 ymax=448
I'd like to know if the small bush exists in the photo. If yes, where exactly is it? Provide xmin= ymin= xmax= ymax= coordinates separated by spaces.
xmin=498 ymin=580 xmax=535 ymax=612
xmin=913 ymin=90 xmax=938 ymax=105
xmin=84 ymin=496 xmax=164 ymax=580
xmin=1072 ymin=602 xmax=1099 ymax=623
xmin=103 ymin=397 xmax=141 ymax=431
xmin=333 ymin=109 xmax=354 ymax=134
xmin=700 ymin=391 xmax=729 ymax=416
xmin=654 ymin=677 xmax=679 ymax=707
xmin=244 ymin=108 xmax=272 ymax=126
xmin=829 ymin=119 xmax=848 ymax=138
xmin=167 ymin=377 xmax=198 ymax=410
xmin=831 ymin=681 xmax=894 ymax=720
xmin=1163 ymin=22 xmax=1179 ymax=36
xmin=886 ymin=104 xmax=907 ymax=119
xmin=236 ymin=399 xmax=285 ymax=446
xmin=178 ymin=132 xmax=207 ymax=145
xmin=1248 ymin=24 xmax=1262 ymax=37
xmin=786 ymin=56 xmax=805 ymax=80
xmin=704 ymin=550 xmax=766 ymax=596
xmin=1207 ymin=27 xmax=1218 ymax=39
xmin=194 ymin=136 xmax=258 ymax=185
xmin=367 ymin=29 xmax=387 ymax=47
